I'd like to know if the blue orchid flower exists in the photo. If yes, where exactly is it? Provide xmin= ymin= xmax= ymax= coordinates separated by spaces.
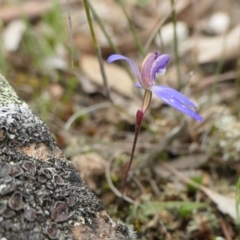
xmin=107 ymin=52 xmax=203 ymax=122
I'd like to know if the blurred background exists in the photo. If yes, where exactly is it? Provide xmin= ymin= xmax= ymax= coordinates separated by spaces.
xmin=0 ymin=0 xmax=240 ymax=239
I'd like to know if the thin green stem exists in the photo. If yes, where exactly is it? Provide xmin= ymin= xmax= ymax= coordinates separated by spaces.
xmin=88 ymin=2 xmax=134 ymax=82
xmin=88 ymin=1 xmax=117 ymax=53
xmin=116 ymin=0 xmax=146 ymax=57
xmin=66 ymin=0 xmax=74 ymax=69
xmin=209 ymin=46 xmax=226 ymax=102
xmin=82 ymin=0 xmax=97 ymax=49
xmin=230 ymin=0 xmax=240 ymax=116
xmin=82 ymin=0 xmax=112 ymax=102
xmin=144 ymin=9 xmax=170 ymax=52
xmin=158 ymin=28 xmax=166 ymax=54
xmin=210 ymin=1 xmax=233 ymax=103
xmin=170 ymin=0 xmax=181 ymax=88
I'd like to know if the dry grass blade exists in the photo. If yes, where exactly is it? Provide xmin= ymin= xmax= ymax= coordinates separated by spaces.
xmin=82 ymin=0 xmax=112 ymax=102
xmin=161 ymin=162 xmax=237 ymax=221
xmin=64 ymin=102 xmax=111 ymax=130
xmin=105 ymin=157 xmax=136 ymax=205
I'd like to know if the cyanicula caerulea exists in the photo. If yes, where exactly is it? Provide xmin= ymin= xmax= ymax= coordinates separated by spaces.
xmin=107 ymin=52 xmax=203 ymax=122
xmin=107 ymin=52 xmax=203 ymax=195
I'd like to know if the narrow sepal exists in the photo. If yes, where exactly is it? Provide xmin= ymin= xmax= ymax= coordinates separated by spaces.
xmin=107 ymin=54 xmax=141 ymax=83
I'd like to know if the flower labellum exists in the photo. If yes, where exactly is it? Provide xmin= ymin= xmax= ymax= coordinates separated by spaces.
xmin=107 ymin=52 xmax=203 ymax=122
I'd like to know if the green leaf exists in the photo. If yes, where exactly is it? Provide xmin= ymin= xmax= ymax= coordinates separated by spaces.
xmin=141 ymin=201 xmax=207 ymax=217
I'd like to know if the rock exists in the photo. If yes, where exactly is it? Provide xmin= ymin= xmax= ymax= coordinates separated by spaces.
xmin=0 ymin=74 xmax=135 ymax=240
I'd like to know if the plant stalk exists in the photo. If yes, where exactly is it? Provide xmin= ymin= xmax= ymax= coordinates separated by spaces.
xmin=121 ymin=110 xmax=144 ymax=194
xmin=170 ymin=0 xmax=181 ymax=88
xmin=82 ymin=0 xmax=112 ymax=102
xmin=116 ymin=0 xmax=146 ymax=57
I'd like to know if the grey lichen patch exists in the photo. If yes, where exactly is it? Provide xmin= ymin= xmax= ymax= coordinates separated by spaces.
xmin=1 ymin=145 xmax=104 ymax=237
xmin=0 ymin=74 xmax=135 ymax=239
xmin=8 ymin=191 xmax=25 ymax=210
xmin=53 ymin=174 xmax=64 ymax=185
xmin=24 ymin=207 xmax=37 ymax=221
xmin=45 ymin=222 xmax=60 ymax=239
xmin=22 ymin=161 xmax=36 ymax=173
xmin=0 ymin=151 xmax=105 ymax=239
xmin=0 ymin=163 xmax=11 ymax=177
xmin=2 ymin=207 xmax=15 ymax=218
xmin=38 ymin=169 xmax=51 ymax=183
xmin=10 ymin=164 xmax=23 ymax=177
xmin=0 ymin=74 xmax=22 ymax=107
xmin=51 ymin=201 xmax=73 ymax=223
xmin=67 ymin=197 xmax=76 ymax=207
xmin=0 ymin=179 xmax=16 ymax=196
xmin=0 ymin=99 xmax=104 ymax=239
xmin=115 ymin=222 xmax=136 ymax=240
xmin=0 ymin=102 xmax=106 ymax=239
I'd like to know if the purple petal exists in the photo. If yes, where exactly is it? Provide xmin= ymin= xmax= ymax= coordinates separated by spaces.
xmin=107 ymin=54 xmax=141 ymax=83
xmin=141 ymin=53 xmax=160 ymax=87
xmin=151 ymin=86 xmax=203 ymax=122
xmin=150 ymin=54 xmax=170 ymax=83
xmin=154 ymin=86 xmax=196 ymax=108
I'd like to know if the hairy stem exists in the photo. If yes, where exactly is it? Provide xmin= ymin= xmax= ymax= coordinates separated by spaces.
xmin=121 ymin=110 xmax=144 ymax=194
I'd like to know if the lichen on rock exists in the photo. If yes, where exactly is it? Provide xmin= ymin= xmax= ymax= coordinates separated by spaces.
xmin=0 ymin=74 xmax=135 ymax=240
